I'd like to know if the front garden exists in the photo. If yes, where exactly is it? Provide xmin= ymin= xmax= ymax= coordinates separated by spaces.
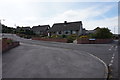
xmin=32 ymin=27 xmax=114 ymax=44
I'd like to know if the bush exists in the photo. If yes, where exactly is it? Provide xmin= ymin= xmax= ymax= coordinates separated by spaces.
xmin=50 ymin=35 xmax=65 ymax=39
xmin=67 ymin=34 xmax=77 ymax=43
xmin=24 ymin=35 xmax=31 ymax=39
xmin=88 ymin=33 xmax=96 ymax=38
xmin=79 ymin=35 xmax=89 ymax=38
xmin=62 ymin=35 xmax=67 ymax=38
xmin=6 ymin=39 xmax=13 ymax=44
xmin=94 ymin=28 xmax=113 ymax=39
xmin=51 ymin=35 xmax=58 ymax=38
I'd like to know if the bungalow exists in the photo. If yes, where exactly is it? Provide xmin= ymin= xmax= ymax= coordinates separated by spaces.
xmin=31 ymin=25 xmax=50 ymax=36
xmin=85 ymin=30 xmax=96 ymax=35
xmin=48 ymin=21 xmax=83 ymax=36
xmin=82 ymin=27 xmax=100 ymax=35
xmin=16 ymin=26 xmax=31 ymax=32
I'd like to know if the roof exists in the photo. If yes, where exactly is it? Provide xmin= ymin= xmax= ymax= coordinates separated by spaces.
xmin=48 ymin=21 xmax=82 ymax=32
xmin=32 ymin=25 xmax=50 ymax=32
xmin=16 ymin=27 xmax=31 ymax=30
xmin=22 ymin=27 xmax=31 ymax=30
xmin=85 ymin=30 xmax=96 ymax=34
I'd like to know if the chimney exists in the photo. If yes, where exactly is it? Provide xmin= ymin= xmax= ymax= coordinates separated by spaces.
xmin=64 ymin=21 xmax=67 ymax=24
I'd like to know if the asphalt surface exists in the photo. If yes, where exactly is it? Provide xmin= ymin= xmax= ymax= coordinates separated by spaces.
xmin=2 ymin=34 xmax=118 ymax=78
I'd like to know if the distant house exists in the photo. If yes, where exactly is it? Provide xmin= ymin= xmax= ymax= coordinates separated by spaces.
xmin=31 ymin=25 xmax=50 ymax=36
xmin=85 ymin=30 xmax=96 ymax=35
xmin=16 ymin=26 xmax=31 ymax=32
xmin=82 ymin=27 xmax=100 ymax=35
xmin=48 ymin=21 xmax=83 ymax=36
xmin=22 ymin=27 xmax=31 ymax=31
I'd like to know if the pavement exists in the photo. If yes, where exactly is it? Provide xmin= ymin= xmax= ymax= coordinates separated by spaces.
xmin=2 ymin=34 xmax=118 ymax=78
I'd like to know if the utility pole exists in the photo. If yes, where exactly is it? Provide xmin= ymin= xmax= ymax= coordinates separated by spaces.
xmin=114 ymin=26 xmax=115 ymax=35
xmin=0 ymin=19 xmax=5 ymax=38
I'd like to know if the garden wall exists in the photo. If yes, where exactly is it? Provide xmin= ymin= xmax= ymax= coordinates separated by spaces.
xmin=32 ymin=37 xmax=67 ymax=43
xmin=77 ymin=38 xmax=113 ymax=44
xmin=2 ymin=38 xmax=20 ymax=53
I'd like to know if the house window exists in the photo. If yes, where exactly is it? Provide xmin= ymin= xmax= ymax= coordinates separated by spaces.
xmin=72 ymin=31 xmax=76 ymax=34
xmin=59 ymin=31 xmax=61 ymax=34
xmin=64 ymin=24 xmax=66 ymax=26
xmin=70 ymin=30 xmax=72 ymax=34
xmin=65 ymin=31 xmax=68 ymax=34
xmin=64 ymin=30 xmax=70 ymax=34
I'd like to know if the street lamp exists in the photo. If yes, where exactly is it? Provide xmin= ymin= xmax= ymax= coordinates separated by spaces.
xmin=0 ymin=19 xmax=5 ymax=38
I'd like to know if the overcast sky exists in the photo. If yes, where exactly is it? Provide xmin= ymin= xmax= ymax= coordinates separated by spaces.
xmin=0 ymin=0 xmax=119 ymax=34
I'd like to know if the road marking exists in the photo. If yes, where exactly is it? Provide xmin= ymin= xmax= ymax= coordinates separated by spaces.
xmin=113 ymin=53 xmax=115 ymax=57
xmin=76 ymin=51 xmax=109 ymax=78
xmin=112 ymin=56 xmax=114 ymax=59
xmin=108 ymin=46 xmax=114 ymax=51
xmin=111 ymin=60 xmax=113 ymax=63
xmin=109 ymin=63 xmax=112 ymax=66
xmin=115 ymin=46 xmax=118 ymax=49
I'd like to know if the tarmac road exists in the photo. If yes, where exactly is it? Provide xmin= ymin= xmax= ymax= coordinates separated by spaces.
xmin=3 ymin=42 xmax=107 ymax=78
xmin=2 ymin=33 xmax=118 ymax=78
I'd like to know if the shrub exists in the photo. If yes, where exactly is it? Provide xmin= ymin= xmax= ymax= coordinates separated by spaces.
xmin=94 ymin=28 xmax=113 ymax=39
xmin=24 ymin=35 xmax=31 ymax=39
xmin=51 ymin=35 xmax=58 ymax=38
xmin=67 ymin=34 xmax=77 ymax=43
xmin=79 ymin=35 xmax=89 ymax=38
xmin=6 ymin=39 xmax=13 ymax=44
xmin=62 ymin=35 xmax=67 ymax=38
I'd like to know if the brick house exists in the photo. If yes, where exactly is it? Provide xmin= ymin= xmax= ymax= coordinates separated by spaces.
xmin=48 ymin=21 xmax=83 ymax=36
xmin=31 ymin=25 xmax=50 ymax=36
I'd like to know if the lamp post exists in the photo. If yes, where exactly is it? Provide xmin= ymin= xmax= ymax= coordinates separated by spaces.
xmin=0 ymin=19 xmax=5 ymax=38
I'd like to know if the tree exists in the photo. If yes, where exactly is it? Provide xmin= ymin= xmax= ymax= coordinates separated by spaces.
xmin=94 ymin=28 xmax=113 ymax=39
xmin=2 ymin=24 xmax=16 ymax=33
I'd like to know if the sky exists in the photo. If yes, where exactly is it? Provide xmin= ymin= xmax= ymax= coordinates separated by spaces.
xmin=0 ymin=0 xmax=119 ymax=34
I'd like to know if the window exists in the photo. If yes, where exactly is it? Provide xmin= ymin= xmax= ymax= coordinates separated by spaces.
xmin=64 ymin=30 xmax=70 ymax=34
xmin=65 ymin=31 xmax=68 ymax=34
xmin=59 ymin=31 xmax=61 ymax=34
xmin=64 ymin=24 xmax=66 ymax=26
xmin=72 ymin=31 xmax=76 ymax=34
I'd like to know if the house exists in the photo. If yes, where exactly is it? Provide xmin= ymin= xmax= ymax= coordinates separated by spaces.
xmin=22 ymin=27 xmax=31 ymax=31
xmin=31 ymin=25 xmax=50 ymax=36
xmin=16 ymin=26 xmax=31 ymax=32
xmin=85 ymin=30 xmax=96 ymax=35
xmin=82 ymin=27 xmax=100 ymax=35
xmin=48 ymin=21 xmax=83 ymax=36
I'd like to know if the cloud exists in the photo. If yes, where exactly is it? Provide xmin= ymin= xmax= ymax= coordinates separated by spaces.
xmin=1 ymin=0 xmax=119 ymax=2
xmin=45 ymin=5 xmax=114 ymax=22
xmin=0 ymin=1 xmax=118 ymax=34
xmin=83 ymin=16 xmax=118 ymax=32
xmin=44 ymin=5 xmax=118 ymax=33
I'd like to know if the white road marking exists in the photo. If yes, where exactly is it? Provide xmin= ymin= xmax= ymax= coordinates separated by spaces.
xmin=112 ymin=56 xmax=114 ymax=59
xmin=109 ymin=63 xmax=112 ymax=66
xmin=113 ymin=54 xmax=115 ymax=57
xmin=108 ymin=46 xmax=114 ymax=51
xmin=115 ymin=46 xmax=118 ymax=49
xmin=73 ymin=50 xmax=108 ymax=78
xmin=111 ymin=60 xmax=113 ymax=63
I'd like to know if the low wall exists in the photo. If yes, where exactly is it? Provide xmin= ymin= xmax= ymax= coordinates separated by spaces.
xmin=77 ymin=38 xmax=113 ymax=44
xmin=2 ymin=38 xmax=20 ymax=53
xmin=32 ymin=37 xmax=67 ymax=43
